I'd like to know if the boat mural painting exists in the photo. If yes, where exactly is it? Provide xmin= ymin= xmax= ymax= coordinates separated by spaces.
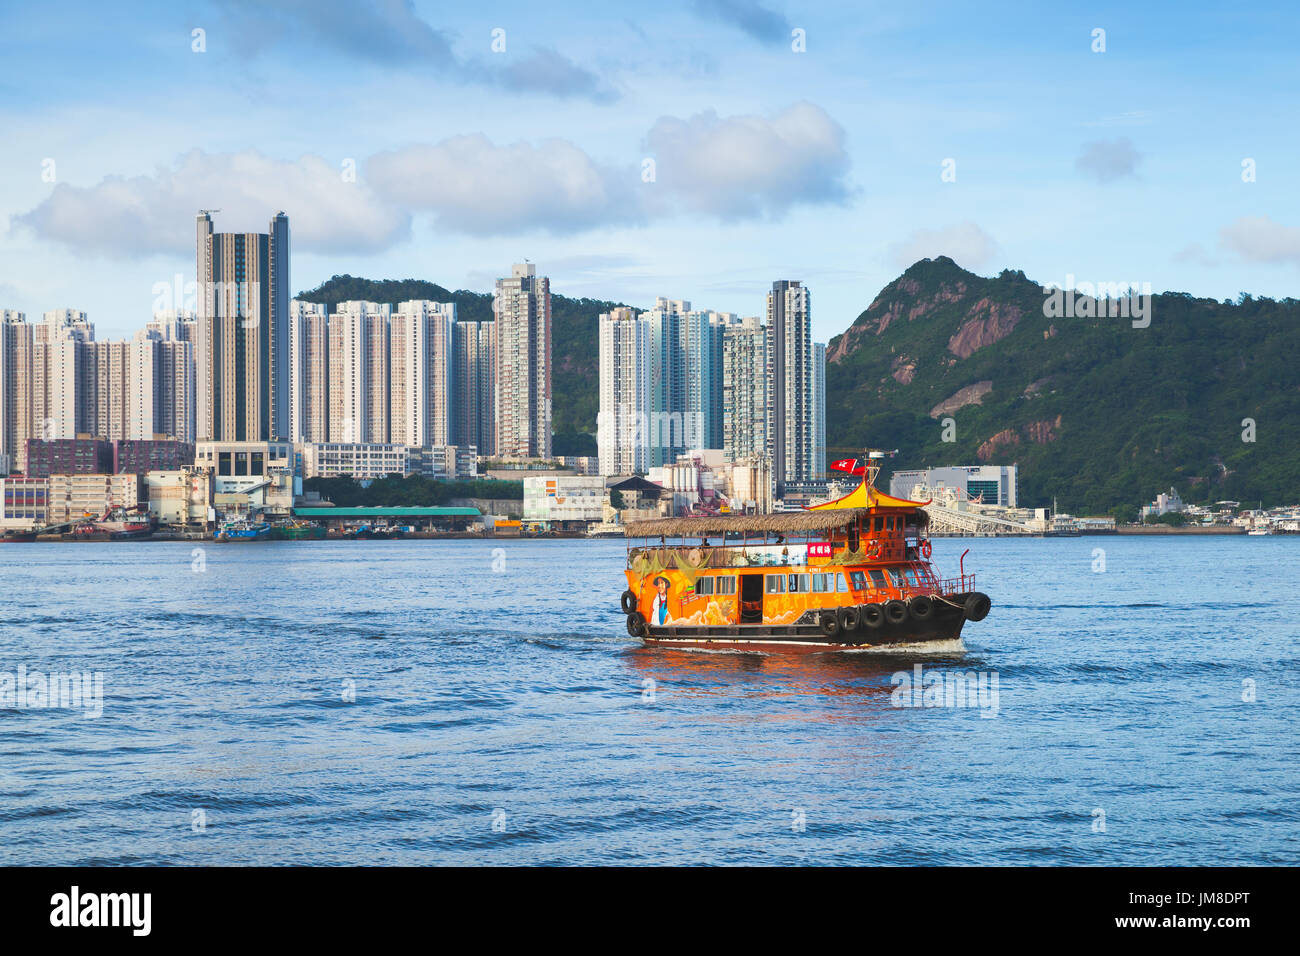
xmin=619 ymin=450 xmax=992 ymax=652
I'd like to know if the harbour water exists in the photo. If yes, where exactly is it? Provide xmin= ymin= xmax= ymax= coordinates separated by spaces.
xmin=1 ymin=537 xmax=1296 ymax=865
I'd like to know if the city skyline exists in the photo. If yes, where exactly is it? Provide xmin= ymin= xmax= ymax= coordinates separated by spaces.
xmin=598 ymin=288 xmax=827 ymax=487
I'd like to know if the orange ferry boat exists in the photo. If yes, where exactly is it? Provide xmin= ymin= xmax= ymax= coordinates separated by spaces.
xmin=619 ymin=451 xmax=991 ymax=651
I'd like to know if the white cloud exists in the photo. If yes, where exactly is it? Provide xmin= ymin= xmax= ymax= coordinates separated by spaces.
xmin=366 ymin=135 xmax=640 ymax=236
xmin=1075 ymin=137 xmax=1142 ymax=183
xmin=13 ymin=150 xmax=410 ymax=257
xmin=15 ymin=103 xmax=853 ymax=253
xmin=1173 ymin=242 xmax=1218 ymax=268
xmin=692 ymin=0 xmax=792 ymax=45
xmin=1218 ymin=215 xmax=1300 ymax=267
xmin=212 ymin=1 xmax=619 ymax=102
xmin=889 ymin=222 xmax=998 ymax=270
xmin=497 ymin=47 xmax=618 ymax=102
xmin=643 ymin=102 xmax=851 ymax=219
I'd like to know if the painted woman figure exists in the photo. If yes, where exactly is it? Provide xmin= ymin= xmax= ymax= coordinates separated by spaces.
xmin=650 ymin=576 xmax=674 ymax=625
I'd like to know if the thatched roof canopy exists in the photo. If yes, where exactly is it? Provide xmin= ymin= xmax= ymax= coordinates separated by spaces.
xmin=625 ymin=508 xmax=875 ymax=537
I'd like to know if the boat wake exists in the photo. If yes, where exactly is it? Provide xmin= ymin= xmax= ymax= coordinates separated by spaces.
xmin=837 ymin=637 xmax=967 ymax=656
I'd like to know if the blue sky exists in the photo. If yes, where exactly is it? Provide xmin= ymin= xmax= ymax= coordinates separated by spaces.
xmin=2 ymin=0 xmax=1298 ymax=342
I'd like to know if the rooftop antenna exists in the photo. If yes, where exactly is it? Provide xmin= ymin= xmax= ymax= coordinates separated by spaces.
xmin=198 ymin=208 xmax=221 ymax=216
xmin=864 ymin=448 xmax=898 ymax=487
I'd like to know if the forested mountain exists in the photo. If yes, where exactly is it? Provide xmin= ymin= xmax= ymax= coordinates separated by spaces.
xmin=826 ymin=257 xmax=1300 ymax=514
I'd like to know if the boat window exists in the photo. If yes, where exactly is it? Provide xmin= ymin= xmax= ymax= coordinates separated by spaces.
xmin=716 ymin=575 xmax=736 ymax=595
xmin=788 ymin=573 xmax=809 ymax=593
xmin=765 ymin=574 xmax=785 ymax=594
xmin=885 ymin=567 xmax=905 ymax=587
xmin=903 ymin=567 xmax=920 ymax=587
xmin=868 ymin=569 xmax=888 ymax=589
xmin=811 ymin=573 xmax=829 ymax=593
xmin=849 ymin=570 xmax=868 ymax=591
xmin=695 ymin=576 xmax=714 ymax=596
xmin=836 ymin=573 xmax=848 ymax=592
xmin=873 ymin=516 xmax=883 ymax=533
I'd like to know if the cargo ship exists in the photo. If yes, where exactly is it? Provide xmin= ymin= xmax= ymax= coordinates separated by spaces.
xmin=619 ymin=451 xmax=991 ymax=651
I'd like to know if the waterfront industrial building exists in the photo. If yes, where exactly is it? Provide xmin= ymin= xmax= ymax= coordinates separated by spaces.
xmin=889 ymin=465 xmax=1019 ymax=508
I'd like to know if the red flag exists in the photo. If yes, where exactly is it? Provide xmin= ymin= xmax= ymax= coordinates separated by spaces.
xmin=830 ymin=458 xmax=866 ymax=475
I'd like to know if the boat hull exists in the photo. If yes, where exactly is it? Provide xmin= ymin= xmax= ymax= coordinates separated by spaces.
xmin=642 ymin=600 xmax=967 ymax=652
xmin=217 ymin=526 xmax=271 ymax=541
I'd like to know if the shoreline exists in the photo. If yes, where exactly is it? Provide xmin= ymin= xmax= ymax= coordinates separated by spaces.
xmin=3 ymin=527 xmax=1270 ymax=543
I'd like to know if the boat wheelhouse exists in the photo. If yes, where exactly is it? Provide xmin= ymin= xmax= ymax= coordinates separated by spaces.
xmin=619 ymin=453 xmax=991 ymax=651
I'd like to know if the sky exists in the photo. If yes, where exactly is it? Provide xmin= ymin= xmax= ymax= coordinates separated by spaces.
xmin=1 ymin=0 xmax=1298 ymax=343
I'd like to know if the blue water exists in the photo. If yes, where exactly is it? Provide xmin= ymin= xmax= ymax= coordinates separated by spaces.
xmin=1 ymin=536 xmax=1296 ymax=865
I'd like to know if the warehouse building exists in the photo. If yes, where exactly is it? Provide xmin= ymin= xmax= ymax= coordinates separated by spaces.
xmin=889 ymin=465 xmax=1018 ymax=507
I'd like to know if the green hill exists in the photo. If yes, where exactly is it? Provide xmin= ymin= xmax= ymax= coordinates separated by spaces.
xmin=296 ymin=274 xmax=626 ymax=456
xmin=827 ymin=257 xmax=1300 ymax=514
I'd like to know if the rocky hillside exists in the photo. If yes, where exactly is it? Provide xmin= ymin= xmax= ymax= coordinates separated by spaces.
xmin=827 ymin=257 xmax=1300 ymax=514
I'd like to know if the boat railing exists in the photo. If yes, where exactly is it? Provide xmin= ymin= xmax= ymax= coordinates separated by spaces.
xmin=930 ymin=573 xmax=977 ymax=594
xmin=628 ymin=544 xmax=812 ymax=569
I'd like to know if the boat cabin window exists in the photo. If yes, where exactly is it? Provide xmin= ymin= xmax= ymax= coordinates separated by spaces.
xmin=903 ymin=567 xmax=920 ymax=587
xmin=765 ymin=574 xmax=785 ymax=594
xmin=695 ymin=576 xmax=715 ymax=596
xmin=810 ymin=573 xmax=829 ymax=593
xmin=787 ymin=573 xmax=810 ymax=593
xmin=716 ymin=575 xmax=736 ymax=595
xmin=868 ymin=569 xmax=888 ymax=589
xmin=836 ymin=573 xmax=849 ymax=592
xmin=885 ymin=568 xmax=905 ymax=587
xmin=849 ymin=570 xmax=868 ymax=591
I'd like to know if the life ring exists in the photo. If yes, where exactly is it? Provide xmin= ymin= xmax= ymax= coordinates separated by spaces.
xmin=865 ymin=540 xmax=880 ymax=558
xmin=919 ymin=539 xmax=932 ymax=559
xmin=620 ymin=589 xmax=637 ymax=615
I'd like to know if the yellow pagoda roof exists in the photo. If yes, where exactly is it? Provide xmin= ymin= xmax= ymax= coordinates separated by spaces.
xmin=807 ymin=478 xmax=928 ymax=511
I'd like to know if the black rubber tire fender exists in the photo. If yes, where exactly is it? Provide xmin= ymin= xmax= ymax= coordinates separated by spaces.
xmin=620 ymin=589 xmax=637 ymax=615
xmin=626 ymin=611 xmax=647 ymax=637
xmin=964 ymin=592 xmax=991 ymax=622
xmin=909 ymin=594 xmax=935 ymax=621
xmin=838 ymin=605 xmax=861 ymax=633
xmin=860 ymin=602 xmax=885 ymax=629
xmin=819 ymin=610 xmax=840 ymax=637
xmin=884 ymin=599 xmax=909 ymax=625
